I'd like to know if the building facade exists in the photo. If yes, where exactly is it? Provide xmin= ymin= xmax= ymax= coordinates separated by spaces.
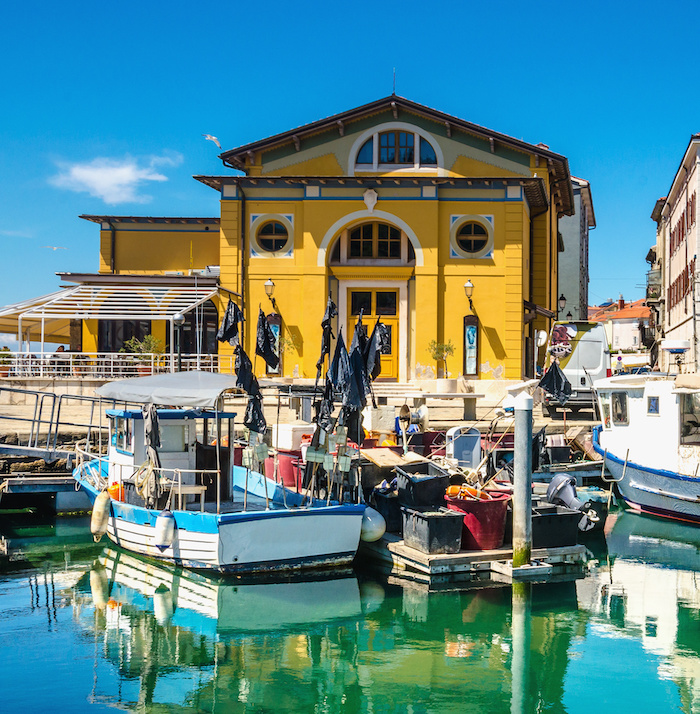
xmin=558 ymin=178 xmax=595 ymax=320
xmin=651 ymin=134 xmax=700 ymax=371
xmin=2 ymin=96 xmax=583 ymax=386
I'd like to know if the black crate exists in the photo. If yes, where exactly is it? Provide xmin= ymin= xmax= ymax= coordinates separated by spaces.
xmin=504 ymin=504 xmax=580 ymax=548
xmin=401 ymin=506 xmax=464 ymax=554
xmin=546 ymin=445 xmax=571 ymax=464
xmin=394 ymin=462 xmax=450 ymax=508
xmin=372 ymin=491 xmax=403 ymax=534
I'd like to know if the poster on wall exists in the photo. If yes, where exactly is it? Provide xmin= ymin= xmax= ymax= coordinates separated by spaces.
xmin=266 ymin=313 xmax=281 ymax=375
xmin=463 ymin=315 xmax=478 ymax=376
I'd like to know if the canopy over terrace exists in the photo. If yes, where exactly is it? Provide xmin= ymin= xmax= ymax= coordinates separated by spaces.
xmin=0 ymin=276 xmax=236 ymax=362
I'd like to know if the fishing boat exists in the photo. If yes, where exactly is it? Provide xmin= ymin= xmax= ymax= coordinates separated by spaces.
xmin=591 ymin=370 xmax=700 ymax=524
xmin=73 ymin=371 xmax=370 ymax=573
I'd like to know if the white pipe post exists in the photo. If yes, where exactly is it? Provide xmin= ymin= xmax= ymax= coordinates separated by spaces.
xmin=512 ymin=391 xmax=533 ymax=568
xmin=169 ymin=318 xmax=175 ymax=373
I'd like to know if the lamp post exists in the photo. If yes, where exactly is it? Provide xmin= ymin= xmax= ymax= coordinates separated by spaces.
xmin=264 ymin=279 xmax=277 ymax=312
xmin=558 ymin=294 xmax=566 ymax=318
xmin=173 ymin=313 xmax=185 ymax=372
xmin=464 ymin=280 xmax=474 ymax=311
xmin=566 ymin=311 xmax=573 ymax=321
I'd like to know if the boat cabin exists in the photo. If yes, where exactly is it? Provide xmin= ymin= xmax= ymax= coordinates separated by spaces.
xmin=595 ymin=374 xmax=700 ymax=475
xmin=106 ymin=407 xmax=237 ymax=503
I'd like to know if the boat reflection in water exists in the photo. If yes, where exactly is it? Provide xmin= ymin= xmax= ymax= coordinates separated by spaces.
xmin=577 ymin=509 xmax=700 ymax=711
xmin=79 ymin=547 xmax=584 ymax=713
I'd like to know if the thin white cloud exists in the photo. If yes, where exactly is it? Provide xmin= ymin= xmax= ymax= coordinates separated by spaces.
xmin=49 ymin=152 xmax=183 ymax=205
xmin=0 ymin=229 xmax=33 ymax=238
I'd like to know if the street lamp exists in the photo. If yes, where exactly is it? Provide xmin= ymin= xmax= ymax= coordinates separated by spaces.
xmin=558 ymin=294 xmax=566 ymax=316
xmin=264 ymin=278 xmax=277 ymax=311
xmin=566 ymin=311 xmax=573 ymax=321
xmin=464 ymin=280 xmax=474 ymax=311
xmin=173 ymin=312 xmax=185 ymax=372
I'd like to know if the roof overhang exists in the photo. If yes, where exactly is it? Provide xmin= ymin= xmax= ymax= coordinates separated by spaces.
xmin=195 ymin=175 xmax=551 ymax=216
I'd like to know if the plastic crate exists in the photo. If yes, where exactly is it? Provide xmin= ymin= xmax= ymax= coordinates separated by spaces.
xmin=504 ymin=504 xmax=580 ymax=548
xmin=394 ymin=461 xmax=450 ymax=508
xmin=401 ymin=506 xmax=463 ymax=554
xmin=372 ymin=491 xmax=402 ymax=534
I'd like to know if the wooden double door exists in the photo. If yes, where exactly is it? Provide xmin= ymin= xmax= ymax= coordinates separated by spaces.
xmin=346 ymin=288 xmax=399 ymax=380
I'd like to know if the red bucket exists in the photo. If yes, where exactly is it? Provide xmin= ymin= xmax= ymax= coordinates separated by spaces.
xmin=445 ymin=492 xmax=511 ymax=550
xmin=264 ymin=449 xmax=302 ymax=489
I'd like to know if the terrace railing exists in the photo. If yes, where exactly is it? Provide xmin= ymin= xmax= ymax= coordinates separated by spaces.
xmin=0 ymin=352 xmax=235 ymax=380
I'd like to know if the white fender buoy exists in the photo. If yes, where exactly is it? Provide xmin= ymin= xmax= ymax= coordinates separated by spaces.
xmin=89 ymin=566 xmax=109 ymax=610
xmin=360 ymin=506 xmax=386 ymax=542
xmin=155 ymin=509 xmax=175 ymax=551
xmin=153 ymin=585 xmax=175 ymax=625
xmin=90 ymin=491 xmax=111 ymax=542
xmin=359 ymin=581 xmax=386 ymax=614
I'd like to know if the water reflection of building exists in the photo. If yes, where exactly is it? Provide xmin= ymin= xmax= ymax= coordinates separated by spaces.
xmin=73 ymin=549 xmax=583 ymax=713
xmin=577 ymin=511 xmax=700 ymax=713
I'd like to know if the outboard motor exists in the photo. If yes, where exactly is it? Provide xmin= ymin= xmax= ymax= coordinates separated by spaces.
xmin=546 ymin=473 xmax=599 ymax=532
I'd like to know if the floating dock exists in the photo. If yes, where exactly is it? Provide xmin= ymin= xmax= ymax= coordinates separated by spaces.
xmin=0 ymin=475 xmax=91 ymax=513
xmin=360 ymin=533 xmax=590 ymax=585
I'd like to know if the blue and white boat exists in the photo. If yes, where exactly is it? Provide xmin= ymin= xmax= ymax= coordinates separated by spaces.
xmin=592 ymin=371 xmax=700 ymax=524
xmin=74 ymin=371 xmax=370 ymax=573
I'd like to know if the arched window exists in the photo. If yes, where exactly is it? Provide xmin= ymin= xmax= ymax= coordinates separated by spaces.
xmin=329 ymin=221 xmax=415 ymax=264
xmin=352 ymin=125 xmax=442 ymax=172
xmin=356 ymin=138 xmax=373 ymax=164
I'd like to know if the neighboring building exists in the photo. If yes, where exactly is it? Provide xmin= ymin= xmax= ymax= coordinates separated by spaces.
xmin=589 ymin=296 xmax=651 ymax=369
xmin=558 ymin=177 xmax=595 ymax=320
xmin=1 ymin=96 xmax=581 ymax=387
xmin=650 ymin=134 xmax=700 ymax=371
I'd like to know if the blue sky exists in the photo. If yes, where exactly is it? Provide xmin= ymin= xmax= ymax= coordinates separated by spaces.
xmin=1 ymin=0 xmax=697 ymax=324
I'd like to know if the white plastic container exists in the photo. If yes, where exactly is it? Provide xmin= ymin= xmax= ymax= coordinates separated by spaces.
xmin=272 ymin=421 xmax=315 ymax=451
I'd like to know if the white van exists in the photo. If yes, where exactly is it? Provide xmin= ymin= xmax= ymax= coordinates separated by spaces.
xmin=542 ymin=321 xmax=611 ymax=417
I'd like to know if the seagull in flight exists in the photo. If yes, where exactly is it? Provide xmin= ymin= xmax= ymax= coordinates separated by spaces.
xmin=202 ymin=134 xmax=222 ymax=149
xmin=42 ymin=246 xmax=67 ymax=251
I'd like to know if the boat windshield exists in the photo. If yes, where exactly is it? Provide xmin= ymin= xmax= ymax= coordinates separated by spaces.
xmin=680 ymin=392 xmax=700 ymax=445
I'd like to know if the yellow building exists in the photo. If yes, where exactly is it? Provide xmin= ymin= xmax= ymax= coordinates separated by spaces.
xmin=0 ymin=96 xmax=575 ymax=386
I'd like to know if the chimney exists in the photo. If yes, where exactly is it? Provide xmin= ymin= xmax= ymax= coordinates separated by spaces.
xmin=618 ymin=294 xmax=624 ymax=310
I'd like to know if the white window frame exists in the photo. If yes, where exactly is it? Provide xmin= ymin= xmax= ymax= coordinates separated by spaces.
xmin=348 ymin=122 xmax=444 ymax=176
xmin=449 ymin=215 xmax=494 ymax=260
xmin=250 ymin=214 xmax=294 ymax=258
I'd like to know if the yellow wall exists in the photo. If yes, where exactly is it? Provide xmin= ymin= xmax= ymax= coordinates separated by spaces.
xmin=230 ymin=187 xmax=541 ymax=381
xmin=98 ymin=227 xmax=219 ymax=274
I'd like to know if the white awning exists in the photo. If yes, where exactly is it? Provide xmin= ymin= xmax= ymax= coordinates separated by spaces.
xmin=0 ymin=283 xmax=220 ymax=349
xmin=21 ymin=284 xmax=218 ymax=320
xmin=96 ymin=370 xmax=241 ymax=407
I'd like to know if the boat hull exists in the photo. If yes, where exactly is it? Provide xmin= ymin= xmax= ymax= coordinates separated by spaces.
xmin=75 ymin=466 xmax=365 ymax=574
xmin=592 ymin=426 xmax=700 ymax=525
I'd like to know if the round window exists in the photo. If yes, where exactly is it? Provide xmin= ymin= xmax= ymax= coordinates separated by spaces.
xmin=257 ymin=221 xmax=289 ymax=252
xmin=456 ymin=222 xmax=488 ymax=254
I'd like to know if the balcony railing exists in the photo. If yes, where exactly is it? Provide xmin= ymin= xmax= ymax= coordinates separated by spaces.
xmin=0 ymin=352 xmax=235 ymax=380
xmin=646 ymin=268 xmax=661 ymax=301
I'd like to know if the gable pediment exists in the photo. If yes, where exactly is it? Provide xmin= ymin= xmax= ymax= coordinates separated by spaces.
xmin=218 ymin=96 xmax=573 ymax=214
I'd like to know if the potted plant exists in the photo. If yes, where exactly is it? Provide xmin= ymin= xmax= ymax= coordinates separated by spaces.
xmin=428 ymin=339 xmax=457 ymax=393
xmin=120 ymin=335 xmax=164 ymax=374
xmin=0 ymin=346 xmax=12 ymax=377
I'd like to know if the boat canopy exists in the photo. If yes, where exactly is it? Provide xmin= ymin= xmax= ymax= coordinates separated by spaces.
xmin=96 ymin=370 xmax=241 ymax=408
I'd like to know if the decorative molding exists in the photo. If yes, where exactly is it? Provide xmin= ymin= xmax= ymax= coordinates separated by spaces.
xmin=363 ymin=188 xmax=378 ymax=213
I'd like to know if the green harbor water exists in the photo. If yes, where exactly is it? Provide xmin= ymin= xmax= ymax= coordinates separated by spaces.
xmin=1 ymin=510 xmax=700 ymax=713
